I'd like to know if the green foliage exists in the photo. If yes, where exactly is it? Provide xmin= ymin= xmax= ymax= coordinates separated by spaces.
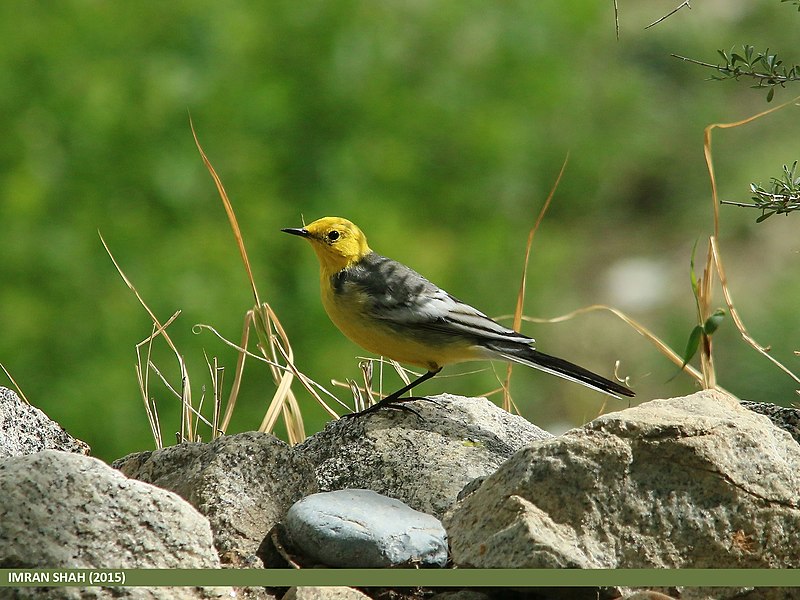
xmin=721 ymin=162 xmax=800 ymax=221
xmin=751 ymin=162 xmax=800 ymax=221
xmin=673 ymin=45 xmax=800 ymax=102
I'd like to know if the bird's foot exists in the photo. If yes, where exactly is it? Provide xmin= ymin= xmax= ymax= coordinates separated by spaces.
xmin=342 ymin=396 xmax=438 ymax=420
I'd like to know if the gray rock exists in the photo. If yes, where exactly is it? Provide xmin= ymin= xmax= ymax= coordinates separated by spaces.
xmin=284 ymin=489 xmax=448 ymax=568
xmin=445 ymin=390 xmax=800 ymax=573
xmin=0 ymin=451 xmax=226 ymax=599
xmin=295 ymin=394 xmax=551 ymax=518
xmin=0 ymin=386 xmax=90 ymax=458
xmin=0 ymin=450 xmax=221 ymax=569
xmin=282 ymin=588 xmax=371 ymax=600
xmin=741 ymin=400 xmax=800 ymax=444
xmin=113 ymin=431 xmax=317 ymax=567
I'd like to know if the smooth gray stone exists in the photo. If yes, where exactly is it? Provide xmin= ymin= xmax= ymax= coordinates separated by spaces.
xmin=285 ymin=489 xmax=448 ymax=567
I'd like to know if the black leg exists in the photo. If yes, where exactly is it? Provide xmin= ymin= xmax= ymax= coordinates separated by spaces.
xmin=342 ymin=367 xmax=442 ymax=418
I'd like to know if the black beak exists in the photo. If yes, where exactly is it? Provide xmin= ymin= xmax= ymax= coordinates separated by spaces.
xmin=282 ymin=227 xmax=309 ymax=237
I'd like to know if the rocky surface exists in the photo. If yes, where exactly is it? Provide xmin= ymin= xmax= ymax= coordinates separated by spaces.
xmin=283 ymin=489 xmax=448 ymax=568
xmin=445 ymin=390 xmax=800 ymax=574
xmin=3 ymin=387 xmax=799 ymax=600
xmin=113 ymin=431 xmax=317 ymax=567
xmin=0 ymin=386 xmax=90 ymax=458
xmin=0 ymin=450 xmax=221 ymax=569
xmin=741 ymin=399 xmax=800 ymax=444
xmin=295 ymin=394 xmax=551 ymax=519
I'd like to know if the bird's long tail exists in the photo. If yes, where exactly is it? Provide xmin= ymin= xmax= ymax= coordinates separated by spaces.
xmin=482 ymin=341 xmax=635 ymax=399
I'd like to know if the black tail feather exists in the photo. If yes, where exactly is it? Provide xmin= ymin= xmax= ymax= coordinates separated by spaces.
xmin=484 ymin=342 xmax=635 ymax=398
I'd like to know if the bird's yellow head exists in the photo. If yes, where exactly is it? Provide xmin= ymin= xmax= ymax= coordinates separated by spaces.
xmin=282 ymin=216 xmax=372 ymax=273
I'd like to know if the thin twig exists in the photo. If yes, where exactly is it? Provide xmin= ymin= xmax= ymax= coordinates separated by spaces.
xmin=645 ymin=1 xmax=691 ymax=30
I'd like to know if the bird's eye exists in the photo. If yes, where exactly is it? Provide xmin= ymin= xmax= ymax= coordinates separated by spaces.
xmin=328 ymin=230 xmax=340 ymax=242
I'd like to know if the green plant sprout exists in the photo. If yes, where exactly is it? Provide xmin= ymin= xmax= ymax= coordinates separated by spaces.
xmin=679 ymin=241 xmax=725 ymax=377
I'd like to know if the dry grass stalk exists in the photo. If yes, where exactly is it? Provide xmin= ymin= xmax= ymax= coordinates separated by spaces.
xmin=0 ymin=363 xmax=30 ymax=405
xmin=503 ymin=154 xmax=569 ymax=413
xmin=191 ymin=120 xmax=339 ymax=443
xmin=701 ymin=97 xmax=800 ymax=393
xmin=101 ymin=233 xmax=198 ymax=445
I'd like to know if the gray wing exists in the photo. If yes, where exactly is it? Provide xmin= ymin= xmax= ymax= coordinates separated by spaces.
xmin=334 ymin=252 xmax=533 ymax=345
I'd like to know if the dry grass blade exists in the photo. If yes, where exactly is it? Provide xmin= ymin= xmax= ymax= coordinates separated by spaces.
xmin=191 ymin=120 xmax=319 ymax=440
xmin=195 ymin=321 xmax=345 ymax=411
xmin=136 ymin=323 xmax=163 ymax=448
xmin=331 ymin=357 xmax=417 ymax=406
xmin=710 ymin=237 xmax=800 ymax=387
xmin=348 ymin=378 xmax=365 ymax=413
xmin=698 ymin=238 xmax=717 ymax=389
xmin=702 ymin=96 xmax=800 ymax=391
xmin=146 ymin=358 xmax=213 ymax=428
xmin=218 ymin=311 xmax=252 ymax=434
xmin=101 ymin=232 xmax=195 ymax=443
xmin=703 ymin=95 xmax=800 ymax=239
xmin=190 ymin=118 xmax=260 ymax=307
xmin=258 ymin=304 xmax=304 ymax=435
xmin=281 ymin=390 xmax=305 ymax=445
xmin=203 ymin=350 xmax=224 ymax=439
xmin=0 ymin=363 xmax=30 ymax=404
xmin=504 ymin=154 xmax=569 ymax=413
xmin=359 ymin=359 xmax=375 ymax=407
xmin=503 ymin=304 xmax=736 ymax=396
xmin=271 ymin=336 xmax=340 ymax=422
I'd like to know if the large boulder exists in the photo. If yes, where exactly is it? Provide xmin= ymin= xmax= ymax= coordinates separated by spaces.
xmin=295 ymin=394 xmax=551 ymax=519
xmin=0 ymin=450 xmax=220 ymax=569
xmin=0 ymin=450 xmax=224 ymax=599
xmin=113 ymin=431 xmax=317 ymax=566
xmin=446 ymin=390 xmax=800 ymax=576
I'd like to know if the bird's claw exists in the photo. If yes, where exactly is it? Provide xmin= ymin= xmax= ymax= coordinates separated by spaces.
xmin=341 ymin=397 xmax=427 ymax=420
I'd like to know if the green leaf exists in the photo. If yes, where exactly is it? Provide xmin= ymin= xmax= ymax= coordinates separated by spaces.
xmin=756 ymin=210 xmax=776 ymax=222
xmin=703 ymin=309 xmax=726 ymax=335
xmin=767 ymin=87 xmax=775 ymax=102
xmin=689 ymin=239 xmax=700 ymax=297
xmin=681 ymin=325 xmax=704 ymax=370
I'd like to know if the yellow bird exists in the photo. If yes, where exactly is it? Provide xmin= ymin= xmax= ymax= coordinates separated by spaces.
xmin=283 ymin=216 xmax=634 ymax=416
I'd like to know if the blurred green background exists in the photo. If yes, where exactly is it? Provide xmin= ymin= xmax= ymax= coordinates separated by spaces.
xmin=1 ymin=1 xmax=798 ymax=463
